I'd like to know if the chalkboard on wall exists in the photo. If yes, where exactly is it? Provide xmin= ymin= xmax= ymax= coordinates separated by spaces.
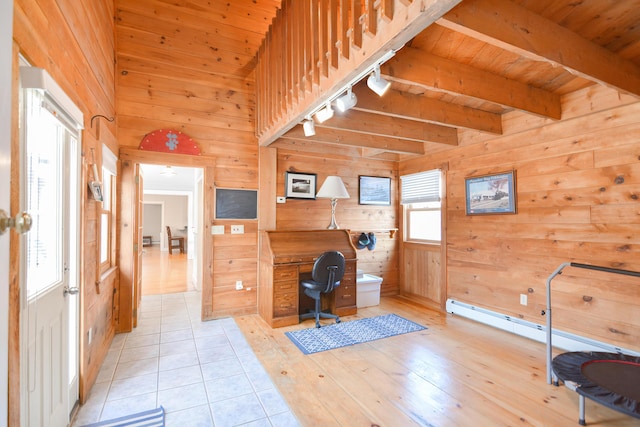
xmin=215 ymin=188 xmax=258 ymax=219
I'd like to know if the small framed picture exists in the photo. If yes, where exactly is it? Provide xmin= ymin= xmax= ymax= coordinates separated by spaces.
xmin=285 ymin=172 xmax=317 ymax=199
xmin=465 ymin=170 xmax=517 ymax=215
xmin=359 ymin=175 xmax=391 ymax=205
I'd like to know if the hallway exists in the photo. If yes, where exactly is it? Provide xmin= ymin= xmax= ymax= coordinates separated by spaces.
xmin=142 ymin=245 xmax=195 ymax=295
xmin=73 ymin=292 xmax=299 ymax=426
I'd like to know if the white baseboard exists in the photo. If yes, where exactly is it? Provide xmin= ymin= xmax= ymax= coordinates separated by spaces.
xmin=446 ymin=299 xmax=639 ymax=356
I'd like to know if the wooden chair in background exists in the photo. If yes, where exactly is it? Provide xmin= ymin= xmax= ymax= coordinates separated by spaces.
xmin=166 ymin=226 xmax=185 ymax=254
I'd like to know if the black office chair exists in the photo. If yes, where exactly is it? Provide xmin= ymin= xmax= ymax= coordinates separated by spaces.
xmin=300 ymin=251 xmax=345 ymax=328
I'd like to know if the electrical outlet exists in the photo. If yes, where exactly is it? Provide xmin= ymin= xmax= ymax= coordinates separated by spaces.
xmin=520 ymin=294 xmax=528 ymax=306
xmin=276 ymin=196 xmax=286 ymax=204
xmin=235 ymin=280 xmax=243 ymax=290
xmin=231 ymin=225 xmax=244 ymax=234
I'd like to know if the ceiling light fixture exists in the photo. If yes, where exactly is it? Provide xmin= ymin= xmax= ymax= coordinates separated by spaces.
xmin=335 ymin=87 xmax=357 ymax=112
xmin=160 ymin=165 xmax=177 ymax=176
xmin=297 ymin=48 xmax=399 ymax=136
xmin=367 ymin=64 xmax=391 ymax=96
xmin=314 ymin=102 xmax=334 ymax=123
xmin=302 ymin=116 xmax=316 ymax=136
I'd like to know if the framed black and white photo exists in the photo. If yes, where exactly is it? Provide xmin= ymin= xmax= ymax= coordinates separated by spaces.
xmin=359 ymin=175 xmax=391 ymax=205
xmin=285 ymin=172 xmax=317 ymax=199
xmin=465 ymin=170 xmax=517 ymax=215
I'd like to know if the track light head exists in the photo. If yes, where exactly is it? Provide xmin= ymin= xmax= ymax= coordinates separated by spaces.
xmin=335 ymin=87 xmax=357 ymax=112
xmin=302 ymin=118 xmax=316 ymax=136
xmin=315 ymin=102 xmax=334 ymax=123
xmin=367 ymin=65 xmax=391 ymax=96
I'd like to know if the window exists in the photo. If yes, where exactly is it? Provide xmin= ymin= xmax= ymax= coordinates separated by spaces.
xmin=401 ymin=169 xmax=442 ymax=243
xmin=99 ymin=145 xmax=117 ymax=273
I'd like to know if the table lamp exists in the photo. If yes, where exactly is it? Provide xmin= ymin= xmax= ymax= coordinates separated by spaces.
xmin=316 ymin=176 xmax=350 ymax=229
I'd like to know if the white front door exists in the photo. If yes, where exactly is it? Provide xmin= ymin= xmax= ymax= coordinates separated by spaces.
xmin=21 ymin=83 xmax=80 ymax=427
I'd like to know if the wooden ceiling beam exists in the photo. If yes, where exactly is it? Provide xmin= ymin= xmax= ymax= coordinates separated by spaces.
xmin=352 ymin=85 xmax=502 ymax=134
xmin=315 ymin=109 xmax=458 ymax=145
xmin=383 ymin=47 xmax=562 ymax=119
xmin=438 ymin=0 xmax=640 ymax=98
xmin=282 ymin=126 xmax=425 ymax=155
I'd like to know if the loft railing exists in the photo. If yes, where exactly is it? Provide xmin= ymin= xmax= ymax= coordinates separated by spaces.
xmin=255 ymin=0 xmax=463 ymax=146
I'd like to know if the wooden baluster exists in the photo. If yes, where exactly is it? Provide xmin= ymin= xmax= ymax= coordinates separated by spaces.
xmin=340 ymin=0 xmax=350 ymax=59
xmin=265 ymin=30 xmax=272 ymax=126
xmin=274 ymin=7 xmax=282 ymax=120
xmin=352 ymin=0 xmax=363 ymax=48
xmin=283 ymin=0 xmax=292 ymax=108
xmin=293 ymin=0 xmax=301 ymax=100
xmin=320 ymin=0 xmax=329 ymax=78
xmin=330 ymin=0 xmax=339 ymax=69
xmin=366 ymin=0 xmax=377 ymax=37
xmin=382 ymin=0 xmax=394 ymax=22
xmin=311 ymin=0 xmax=320 ymax=86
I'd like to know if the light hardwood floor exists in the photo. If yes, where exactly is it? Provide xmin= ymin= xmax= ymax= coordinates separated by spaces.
xmin=138 ymin=248 xmax=636 ymax=426
xmin=234 ymin=297 xmax=638 ymax=427
xmin=142 ymin=245 xmax=194 ymax=295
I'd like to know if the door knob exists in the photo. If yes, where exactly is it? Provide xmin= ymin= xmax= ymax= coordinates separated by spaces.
xmin=63 ymin=286 xmax=80 ymax=296
xmin=0 ymin=209 xmax=32 ymax=235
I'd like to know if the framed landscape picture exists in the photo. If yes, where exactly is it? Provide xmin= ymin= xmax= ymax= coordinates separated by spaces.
xmin=285 ymin=172 xmax=317 ymax=199
xmin=465 ymin=171 xmax=517 ymax=215
xmin=359 ymin=175 xmax=391 ymax=205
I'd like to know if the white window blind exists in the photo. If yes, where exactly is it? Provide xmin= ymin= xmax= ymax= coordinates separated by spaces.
xmin=400 ymin=170 xmax=441 ymax=204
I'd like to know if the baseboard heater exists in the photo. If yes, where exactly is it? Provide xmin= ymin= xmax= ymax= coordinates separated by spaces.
xmin=446 ymin=299 xmax=640 ymax=356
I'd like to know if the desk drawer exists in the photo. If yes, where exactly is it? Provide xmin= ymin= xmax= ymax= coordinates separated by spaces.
xmin=335 ymin=284 xmax=356 ymax=307
xmin=345 ymin=261 xmax=356 ymax=274
xmin=274 ymin=280 xmax=297 ymax=294
xmin=274 ymin=266 xmax=297 ymax=281
xmin=274 ymin=292 xmax=297 ymax=317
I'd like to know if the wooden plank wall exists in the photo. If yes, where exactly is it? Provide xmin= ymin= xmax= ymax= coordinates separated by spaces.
xmin=12 ymin=0 xmax=117 ymax=410
xmin=115 ymin=1 xmax=264 ymax=319
xmin=275 ymin=147 xmax=399 ymax=296
xmin=399 ymin=85 xmax=640 ymax=352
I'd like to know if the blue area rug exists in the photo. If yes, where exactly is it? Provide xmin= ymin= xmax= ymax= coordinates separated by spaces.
xmin=79 ymin=406 xmax=164 ymax=427
xmin=286 ymin=314 xmax=426 ymax=354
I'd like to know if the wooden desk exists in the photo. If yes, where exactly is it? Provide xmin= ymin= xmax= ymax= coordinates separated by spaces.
xmin=259 ymin=229 xmax=357 ymax=328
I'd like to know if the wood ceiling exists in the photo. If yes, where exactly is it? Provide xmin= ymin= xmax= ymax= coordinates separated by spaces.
xmin=249 ymin=0 xmax=640 ymax=160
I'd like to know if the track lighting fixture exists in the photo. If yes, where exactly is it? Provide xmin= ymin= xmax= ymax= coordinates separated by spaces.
xmin=298 ymin=49 xmax=397 ymax=137
xmin=302 ymin=117 xmax=316 ymax=136
xmin=335 ymin=87 xmax=357 ymax=112
xmin=314 ymin=102 xmax=334 ymax=123
xmin=367 ymin=64 xmax=391 ymax=96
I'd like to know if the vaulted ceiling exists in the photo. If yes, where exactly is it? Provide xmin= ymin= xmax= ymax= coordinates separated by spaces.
xmin=247 ymin=0 xmax=640 ymax=160
xmin=131 ymin=1 xmax=640 ymax=161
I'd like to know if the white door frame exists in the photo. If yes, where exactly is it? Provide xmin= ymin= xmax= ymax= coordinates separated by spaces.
xmin=0 ymin=0 xmax=15 ymax=424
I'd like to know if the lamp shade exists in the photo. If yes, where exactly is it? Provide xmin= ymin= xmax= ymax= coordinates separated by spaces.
xmin=316 ymin=176 xmax=350 ymax=199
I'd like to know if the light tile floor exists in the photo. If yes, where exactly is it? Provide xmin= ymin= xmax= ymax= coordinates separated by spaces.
xmin=73 ymin=292 xmax=300 ymax=427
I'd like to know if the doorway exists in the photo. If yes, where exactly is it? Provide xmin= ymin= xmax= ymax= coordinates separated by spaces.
xmin=139 ymin=164 xmax=203 ymax=297
xmin=118 ymin=149 xmax=215 ymax=331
